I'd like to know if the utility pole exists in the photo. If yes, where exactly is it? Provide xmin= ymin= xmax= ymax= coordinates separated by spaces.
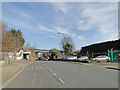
xmin=58 ymin=32 xmax=65 ymax=54
xmin=118 ymin=31 xmax=120 ymax=39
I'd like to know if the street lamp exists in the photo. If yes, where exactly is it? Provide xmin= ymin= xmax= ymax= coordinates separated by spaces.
xmin=58 ymin=32 xmax=65 ymax=37
xmin=58 ymin=32 xmax=65 ymax=54
xmin=118 ymin=31 xmax=120 ymax=39
xmin=114 ymin=30 xmax=120 ymax=39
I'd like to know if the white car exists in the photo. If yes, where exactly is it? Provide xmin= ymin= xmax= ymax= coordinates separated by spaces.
xmin=92 ymin=55 xmax=108 ymax=61
xmin=77 ymin=56 xmax=89 ymax=61
xmin=67 ymin=56 xmax=77 ymax=60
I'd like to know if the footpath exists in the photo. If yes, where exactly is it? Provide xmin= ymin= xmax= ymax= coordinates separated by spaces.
xmin=2 ymin=60 xmax=33 ymax=85
xmin=83 ymin=62 xmax=119 ymax=70
xmin=69 ymin=61 xmax=119 ymax=70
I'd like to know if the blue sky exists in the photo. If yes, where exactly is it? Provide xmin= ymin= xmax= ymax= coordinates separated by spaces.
xmin=2 ymin=2 xmax=118 ymax=50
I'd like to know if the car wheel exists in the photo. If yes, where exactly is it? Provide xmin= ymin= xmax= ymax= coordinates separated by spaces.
xmin=88 ymin=61 xmax=90 ymax=63
xmin=97 ymin=60 xmax=100 ymax=63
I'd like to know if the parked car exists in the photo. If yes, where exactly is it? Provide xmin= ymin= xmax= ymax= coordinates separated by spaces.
xmin=92 ymin=55 xmax=108 ymax=62
xmin=36 ymin=56 xmax=48 ymax=61
xmin=77 ymin=56 xmax=89 ymax=61
xmin=63 ymin=56 xmax=77 ymax=60
xmin=67 ymin=56 xmax=77 ymax=60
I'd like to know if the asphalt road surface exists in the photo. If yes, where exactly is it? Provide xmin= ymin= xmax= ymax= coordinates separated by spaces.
xmin=4 ymin=61 xmax=118 ymax=88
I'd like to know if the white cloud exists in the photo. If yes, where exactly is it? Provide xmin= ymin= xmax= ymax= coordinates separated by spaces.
xmin=54 ymin=26 xmax=69 ymax=34
xmin=49 ymin=35 xmax=56 ymax=39
xmin=3 ymin=2 xmax=118 ymax=49
xmin=78 ymin=3 xmax=118 ymax=32
xmin=38 ymin=25 xmax=55 ymax=33
xmin=77 ymin=36 xmax=84 ymax=40
xmin=71 ymin=33 xmax=76 ymax=37
xmin=17 ymin=12 xmax=32 ymax=18
xmin=50 ymin=2 xmax=118 ymax=42
xmin=50 ymin=2 xmax=70 ymax=14
xmin=76 ymin=3 xmax=118 ymax=41
xmin=78 ymin=20 xmax=84 ymax=25
xmin=38 ymin=24 xmax=70 ymax=36
xmin=3 ymin=3 xmax=32 ymax=19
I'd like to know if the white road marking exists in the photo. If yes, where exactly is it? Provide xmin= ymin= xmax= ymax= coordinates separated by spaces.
xmin=53 ymin=73 xmax=57 ymax=76
xmin=39 ymin=67 xmax=43 ymax=70
xmin=32 ymin=68 xmax=34 ymax=70
xmin=58 ymin=78 xmax=66 ymax=84
xmin=49 ymin=69 xmax=52 ymax=72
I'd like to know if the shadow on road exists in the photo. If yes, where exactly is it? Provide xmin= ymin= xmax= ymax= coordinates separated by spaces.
xmin=48 ymin=59 xmax=89 ymax=63
xmin=105 ymin=67 xmax=120 ymax=71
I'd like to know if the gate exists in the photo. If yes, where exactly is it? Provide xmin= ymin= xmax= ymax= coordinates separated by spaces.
xmin=108 ymin=49 xmax=120 ymax=62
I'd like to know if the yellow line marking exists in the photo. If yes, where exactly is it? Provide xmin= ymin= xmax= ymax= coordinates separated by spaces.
xmin=58 ymin=78 xmax=66 ymax=84
xmin=53 ymin=73 xmax=57 ymax=76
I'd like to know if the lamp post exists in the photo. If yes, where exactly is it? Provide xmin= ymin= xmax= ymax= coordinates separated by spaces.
xmin=58 ymin=32 xmax=65 ymax=38
xmin=58 ymin=32 xmax=65 ymax=54
xmin=114 ymin=30 xmax=120 ymax=39
xmin=118 ymin=31 xmax=120 ymax=39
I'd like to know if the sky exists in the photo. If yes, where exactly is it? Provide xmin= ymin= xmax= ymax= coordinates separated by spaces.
xmin=2 ymin=2 xmax=118 ymax=50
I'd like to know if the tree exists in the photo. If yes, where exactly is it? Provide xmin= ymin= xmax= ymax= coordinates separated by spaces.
xmin=2 ymin=28 xmax=25 ymax=52
xmin=60 ymin=36 xmax=75 ymax=55
xmin=51 ymin=48 xmax=63 ymax=56
xmin=9 ymin=28 xmax=25 ymax=47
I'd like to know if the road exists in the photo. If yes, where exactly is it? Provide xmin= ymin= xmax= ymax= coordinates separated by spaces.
xmin=3 ymin=61 xmax=118 ymax=88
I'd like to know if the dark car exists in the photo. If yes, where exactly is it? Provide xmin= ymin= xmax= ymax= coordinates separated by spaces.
xmin=36 ymin=56 xmax=48 ymax=61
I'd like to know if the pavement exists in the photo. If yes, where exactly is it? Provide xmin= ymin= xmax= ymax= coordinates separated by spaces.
xmin=2 ymin=61 xmax=118 ymax=88
xmin=85 ymin=62 xmax=119 ymax=70
xmin=2 ymin=60 xmax=33 ymax=85
xmin=67 ymin=61 xmax=119 ymax=69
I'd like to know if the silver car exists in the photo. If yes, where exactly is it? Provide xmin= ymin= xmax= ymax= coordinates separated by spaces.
xmin=77 ymin=56 xmax=89 ymax=61
xmin=92 ymin=55 xmax=108 ymax=61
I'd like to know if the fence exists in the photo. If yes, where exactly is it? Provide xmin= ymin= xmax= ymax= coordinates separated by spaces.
xmin=108 ymin=49 xmax=120 ymax=62
xmin=0 ymin=52 xmax=17 ymax=65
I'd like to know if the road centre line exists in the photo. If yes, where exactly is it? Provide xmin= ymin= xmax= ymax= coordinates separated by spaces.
xmin=47 ymin=67 xmax=66 ymax=85
xmin=49 ymin=69 xmax=52 ymax=72
xmin=53 ymin=73 xmax=57 ymax=76
xmin=58 ymin=78 xmax=66 ymax=84
xmin=32 ymin=68 xmax=34 ymax=70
